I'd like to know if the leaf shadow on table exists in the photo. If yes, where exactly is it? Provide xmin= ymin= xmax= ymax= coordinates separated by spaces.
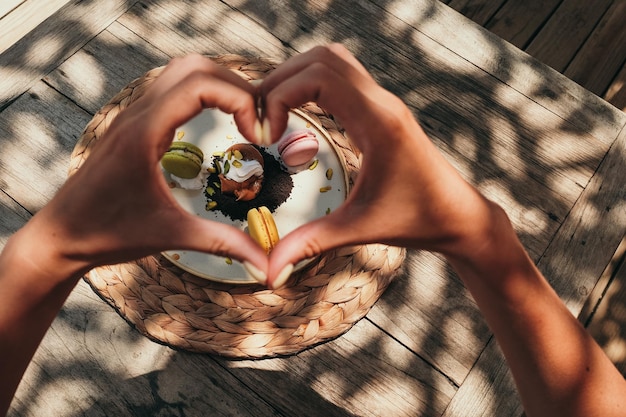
xmin=4 ymin=0 xmax=626 ymax=416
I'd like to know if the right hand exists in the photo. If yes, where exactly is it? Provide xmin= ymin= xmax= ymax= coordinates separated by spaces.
xmin=259 ymin=44 xmax=499 ymax=287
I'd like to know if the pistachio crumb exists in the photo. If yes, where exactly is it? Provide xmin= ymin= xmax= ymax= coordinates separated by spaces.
xmin=176 ymin=131 xmax=185 ymax=140
xmin=308 ymin=159 xmax=319 ymax=170
xmin=320 ymin=186 xmax=332 ymax=193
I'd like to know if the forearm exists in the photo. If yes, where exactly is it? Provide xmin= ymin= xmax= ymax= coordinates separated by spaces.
xmin=446 ymin=203 xmax=626 ymax=416
xmin=0 ymin=216 xmax=85 ymax=416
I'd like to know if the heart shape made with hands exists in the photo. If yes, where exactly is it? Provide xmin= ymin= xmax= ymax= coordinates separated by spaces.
xmin=159 ymin=106 xmax=350 ymax=284
xmin=69 ymin=55 xmax=405 ymax=359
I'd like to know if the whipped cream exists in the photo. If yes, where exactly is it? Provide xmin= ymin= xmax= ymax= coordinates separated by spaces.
xmin=216 ymin=156 xmax=263 ymax=182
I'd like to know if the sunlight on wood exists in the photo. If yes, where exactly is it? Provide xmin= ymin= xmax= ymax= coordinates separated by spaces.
xmin=0 ymin=0 xmax=25 ymax=20
xmin=605 ymin=336 xmax=626 ymax=363
xmin=306 ymin=0 xmax=332 ymax=13
xmin=0 ymin=0 xmax=72 ymax=54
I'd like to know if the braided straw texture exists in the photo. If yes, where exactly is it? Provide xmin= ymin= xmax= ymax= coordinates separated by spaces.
xmin=69 ymin=55 xmax=406 ymax=359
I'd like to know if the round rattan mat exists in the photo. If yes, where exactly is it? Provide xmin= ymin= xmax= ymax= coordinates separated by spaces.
xmin=69 ymin=55 xmax=406 ymax=359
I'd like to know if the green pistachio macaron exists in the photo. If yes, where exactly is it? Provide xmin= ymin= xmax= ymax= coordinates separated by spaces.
xmin=161 ymin=141 xmax=204 ymax=179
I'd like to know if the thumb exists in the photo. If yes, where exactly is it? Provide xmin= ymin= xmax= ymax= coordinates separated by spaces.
xmin=267 ymin=207 xmax=366 ymax=289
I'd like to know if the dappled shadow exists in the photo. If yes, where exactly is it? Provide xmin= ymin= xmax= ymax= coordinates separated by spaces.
xmin=584 ymin=246 xmax=626 ymax=376
xmin=2 ymin=0 xmax=626 ymax=416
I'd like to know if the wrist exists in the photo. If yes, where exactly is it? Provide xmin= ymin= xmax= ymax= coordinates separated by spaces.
xmin=443 ymin=200 xmax=545 ymax=301
xmin=3 ymin=214 xmax=90 ymax=286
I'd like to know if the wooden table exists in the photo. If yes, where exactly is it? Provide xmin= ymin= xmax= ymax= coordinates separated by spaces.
xmin=1 ymin=0 xmax=624 ymax=416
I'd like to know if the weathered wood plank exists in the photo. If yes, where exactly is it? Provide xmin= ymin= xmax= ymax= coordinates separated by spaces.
xmin=443 ymin=123 xmax=626 ymax=416
xmin=606 ymin=63 xmax=626 ymax=111
xmin=222 ymin=317 xmax=457 ymax=416
xmin=10 ymin=281 xmax=282 ymax=417
xmin=483 ymin=0 xmax=561 ymax=49
xmin=444 ymin=0 xmax=503 ymax=25
xmin=0 ymin=82 xmax=92 ymax=212
xmin=0 ymin=191 xmax=31 ymax=246
xmin=586 ymin=242 xmax=626 ymax=375
xmin=44 ymin=21 xmax=170 ymax=115
xmin=524 ymin=0 xmax=615 ymax=73
xmin=441 ymin=338 xmax=524 ymax=417
xmin=0 ymin=0 xmax=25 ymax=20
xmin=539 ymin=127 xmax=626 ymax=311
xmin=579 ymin=237 xmax=626 ymax=324
xmin=563 ymin=0 xmax=626 ymax=97
xmin=383 ymin=0 xmax=626 ymax=143
xmin=0 ymin=0 xmax=72 ymax=54
xmin=116 ymin=0 xmax=287 ymax=60
xmin=366 ymin=251 xmax=490 ymax=386
xmin=0 ymin=0 xmax=136 ymax=109
xmin=444 ymin=0 xmax=626 ymax=117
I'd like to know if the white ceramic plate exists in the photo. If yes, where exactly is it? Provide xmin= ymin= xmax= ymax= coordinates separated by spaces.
xmin=162 ymin=108 xmax=348 ymax=284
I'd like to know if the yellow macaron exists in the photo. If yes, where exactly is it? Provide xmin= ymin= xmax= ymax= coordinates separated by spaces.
xmin=247 ymin=206 xmax=279 ymax=254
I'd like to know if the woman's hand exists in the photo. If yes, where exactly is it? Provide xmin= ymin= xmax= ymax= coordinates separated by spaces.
xmin=20 ymin=54 xmax=269 ymax=281
xmin=259 ymin=44 xmax=497 ymax=287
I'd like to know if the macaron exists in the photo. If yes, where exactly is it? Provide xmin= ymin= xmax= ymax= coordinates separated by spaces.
xmin=277 ymin=129 xmax=319 ymax=168
xmin=161 ymin=141 xmax=204 ymax=179
xmin=247 ymin=206 xmax=279 ymax=254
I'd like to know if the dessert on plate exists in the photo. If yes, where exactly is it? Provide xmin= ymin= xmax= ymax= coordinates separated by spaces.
xmin=215 ymin=143 xmax=264 ymax=202
xmin=277 ymin=129 xmax=319 ymax=172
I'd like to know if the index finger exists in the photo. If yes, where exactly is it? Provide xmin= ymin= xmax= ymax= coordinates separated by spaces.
xmin=124 ymin=55 xmax=261 ymax=154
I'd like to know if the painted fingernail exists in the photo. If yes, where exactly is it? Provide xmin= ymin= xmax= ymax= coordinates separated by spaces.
xmin=253 ymin=119 xmax=263 ymax=145
xmin=271 ymin=263 xmax=294 ymax=289
xmin=262 ymin=118 xmax=272 ymax=146
xmin=243 ymin=261 xmax=267 ymax=285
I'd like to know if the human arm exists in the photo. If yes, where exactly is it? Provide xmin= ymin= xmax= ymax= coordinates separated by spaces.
xmin=0 ymin=54 xmax=269 ymax=415
xmin=259 ymin=44 xmax=626 ymax=416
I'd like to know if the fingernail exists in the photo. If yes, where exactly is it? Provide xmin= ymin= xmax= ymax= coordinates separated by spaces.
xmin=243 ymin=261 xmax=267 ymax=285
xmin=253 ymin=119 xmax=263 ymax=145
xmin=271 ymin=263 xmax=294 ymax=289
xmin=262 ymin=118 xmax=272 ymax=146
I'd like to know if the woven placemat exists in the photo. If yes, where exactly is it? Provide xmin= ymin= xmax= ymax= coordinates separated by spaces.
xmin=69 ymin=55 xmax=406 ymax=359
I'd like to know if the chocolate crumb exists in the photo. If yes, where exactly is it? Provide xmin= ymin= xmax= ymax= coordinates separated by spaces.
xmin=204 ymin=145 xmax=293 ymax=221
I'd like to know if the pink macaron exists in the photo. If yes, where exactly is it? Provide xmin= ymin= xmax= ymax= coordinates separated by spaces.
xmin=277 ymin=129 xmax=319 ymax=168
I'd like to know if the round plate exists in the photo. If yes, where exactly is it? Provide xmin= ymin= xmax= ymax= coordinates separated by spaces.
xmin=162 ymin=108 xmax=348 ymax=284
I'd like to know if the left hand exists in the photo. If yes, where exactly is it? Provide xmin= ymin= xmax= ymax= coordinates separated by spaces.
xmin=21 ymin=54 xmax=269 ymax=280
